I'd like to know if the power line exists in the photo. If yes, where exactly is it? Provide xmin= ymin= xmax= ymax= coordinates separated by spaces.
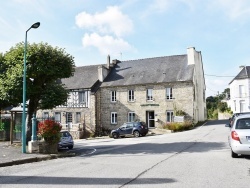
xmin=205 ymin=74 xmax=234 ymax=77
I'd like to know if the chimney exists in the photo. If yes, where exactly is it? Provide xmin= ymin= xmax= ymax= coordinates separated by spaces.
xmin=112 ymin=59 xmax=118 ymax=65
xmin=98 ymin=65 xmax=104 ymax=82
xmin=107 ymin=55 xmax=110 ymax=69
xmin=187 ymin=47 xmax=195 ymax=65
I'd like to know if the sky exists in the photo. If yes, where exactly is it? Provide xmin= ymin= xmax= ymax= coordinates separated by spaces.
xmin=1 ymin=0 xmax=250 ymax=97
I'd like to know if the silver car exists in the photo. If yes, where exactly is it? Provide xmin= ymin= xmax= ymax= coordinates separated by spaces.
xmin=226 ymin=114 xmax=250 ymax=158
xmin=58 ymin=130 xmax=74 ymax=150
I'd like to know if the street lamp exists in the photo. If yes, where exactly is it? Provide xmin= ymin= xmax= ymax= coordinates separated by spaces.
xmin=22 ymin=22 xmax=40 ymax=153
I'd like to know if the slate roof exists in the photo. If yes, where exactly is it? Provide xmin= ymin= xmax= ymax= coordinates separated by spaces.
xmin=101 ymin=55 xmax=194 ymax=87
xmin=229 ymin=66 xmax=250 ymax=84
xmin=61 ymin=64 xmax=104 ymax=90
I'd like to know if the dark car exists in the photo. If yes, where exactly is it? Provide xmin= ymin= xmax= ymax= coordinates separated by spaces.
xmin=111 ymin=122 xmax=148 ymax=139
xmin=58 ymin=130 xmax=74 ymax=149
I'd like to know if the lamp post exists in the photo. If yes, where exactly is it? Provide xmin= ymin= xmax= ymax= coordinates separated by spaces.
xmin=22 ymin=22 xmax=40 ymax=153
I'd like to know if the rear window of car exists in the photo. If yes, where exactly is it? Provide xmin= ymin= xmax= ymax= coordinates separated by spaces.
xmin=236 ymin=118 xmax=250 ymax=129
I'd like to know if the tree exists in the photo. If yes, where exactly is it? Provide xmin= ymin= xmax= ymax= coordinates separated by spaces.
xmin=0 ymin=42 xmax=75 ymax=143
xmin=206 ymin=88 xmax=231 ymax=119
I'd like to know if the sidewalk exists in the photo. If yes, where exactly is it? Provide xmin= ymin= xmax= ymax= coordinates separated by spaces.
xmin=0 ymin=141 xmax=75 ymax=168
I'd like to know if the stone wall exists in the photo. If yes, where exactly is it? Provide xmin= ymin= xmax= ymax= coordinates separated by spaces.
xmin=99 ymin=82 xmax=194 ymax=129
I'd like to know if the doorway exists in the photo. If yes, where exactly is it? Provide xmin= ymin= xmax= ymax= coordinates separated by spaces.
xmin=146 ymin=111 xmax=155 ymax=128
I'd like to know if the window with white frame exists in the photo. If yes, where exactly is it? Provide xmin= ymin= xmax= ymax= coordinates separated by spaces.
xmin=111 ymin=112 xmax=117 ymax=124
xmin=166 ymin=87 xmax=173 ymax=100
xmin=239 ymin=85 xmax=245 ymax=98
xmin=76 ymin=112 xmax=81 ymax=123
xmin=240 ymin=100 xmax=245 ymax=112
xmin=43 ymin=112 xmax=49 ymax=120
xmin=66 ymin=112 xmax=72 ymax=123
xmin=128 ymin=112 xmax=135 ymax=122
xmin=54 ymin=112 xmax=61 ymax=122
xmin=111 ymin=91 xmax=117 ymax=102
xmin=128 ymin=90 xmax=135 ymax=102
xmin=78 ymin=91 xmax=86 ymax=104
xmin=166 ymin=111 xmax=174 ymax=122
xmin=147 ymin=89 xmax=153 ymax=100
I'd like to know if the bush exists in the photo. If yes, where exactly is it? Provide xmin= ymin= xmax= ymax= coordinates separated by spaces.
xmin=0 ymin=122 xmax=4 ymax=131
xmin=163 ymin=121 xmax=193 ymax=132
xmin=38 ymin=120 xmax=62 ymax=144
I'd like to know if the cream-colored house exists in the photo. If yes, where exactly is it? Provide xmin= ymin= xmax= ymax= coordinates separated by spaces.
xmin=98 ymin=47 xmax=207 ymax=130
xmin=38 ymin=47 xmax=207 ymax=136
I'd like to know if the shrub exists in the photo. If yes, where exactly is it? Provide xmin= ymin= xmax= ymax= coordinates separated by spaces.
xmin=38 ymin=120 xmax=62 ymax=144
xmin=0 ymin=122 xmax=4 ymax=131
xmin=164 ymin=121 xmax=193 ymax=132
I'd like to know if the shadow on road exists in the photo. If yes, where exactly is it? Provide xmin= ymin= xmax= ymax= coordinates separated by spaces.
xmin=0 ymin=176 xmax=176 ymax=185
xmin=204 ymin=119 xmax=229 ymax=126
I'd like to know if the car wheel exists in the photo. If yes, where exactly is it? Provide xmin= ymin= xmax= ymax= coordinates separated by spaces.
xmin=112 ymin=133 xmax=119 ymax=139
xmin=68 ymin=145 xmax=73 ymax=149
xmin=133 ymin=131 xmax=140 ymax=137
xmin=231 ymin=150 xmax=238 ymax=158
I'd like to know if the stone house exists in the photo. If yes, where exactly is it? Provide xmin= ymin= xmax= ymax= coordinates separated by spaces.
xmin=98 ymin=47 xmax=207 ymax=130
xmin=38 ymin=47 xmax=206 ymax=137
xmin=228 ymin=66 xmax=250 ymax=113
xmin=36 ymin=64 xmax=111 ymax=138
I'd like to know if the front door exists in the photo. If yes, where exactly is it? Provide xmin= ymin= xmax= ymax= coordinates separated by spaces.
xmin=146 ymin=111 xmax=155 ymax=128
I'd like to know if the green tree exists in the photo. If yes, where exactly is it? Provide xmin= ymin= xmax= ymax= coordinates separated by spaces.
xmin=0 ymin=42 xmax=75 ymax=143
xmin=206 ymin=88 xmax=231 ymax=119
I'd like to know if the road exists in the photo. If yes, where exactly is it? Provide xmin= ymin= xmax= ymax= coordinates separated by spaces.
xmin=0 ymin=120 xmax=250 ymax=188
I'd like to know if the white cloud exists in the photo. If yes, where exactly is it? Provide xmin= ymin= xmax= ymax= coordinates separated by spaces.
xmin=82 ymin=33 xmax=135 ymax=55
xmin=75 ymin=6 xmax=133 ymax=37
xmin=216 ymin=0 xmax=250 ymax=20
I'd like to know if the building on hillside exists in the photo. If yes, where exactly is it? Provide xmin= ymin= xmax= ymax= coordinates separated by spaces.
xmin=228 ymin=66 xmax=250 ymax=113
xmin=98 ymin=47 xmax=207 ymax=130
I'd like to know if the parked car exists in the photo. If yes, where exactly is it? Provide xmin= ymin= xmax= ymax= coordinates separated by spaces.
xmin=225 ymin=114 xmax=250 ymax=158
xmin=111 ymin=122 xmax=148 ymax=139
xmin=58 ymin=130 xmax=74 ymax=149
xmin=229 ymin=112 xmax=250 ymax=126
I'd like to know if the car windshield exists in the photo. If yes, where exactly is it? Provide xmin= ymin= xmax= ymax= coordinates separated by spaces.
xmin=236 ymin=118 xmax=250 ymax=129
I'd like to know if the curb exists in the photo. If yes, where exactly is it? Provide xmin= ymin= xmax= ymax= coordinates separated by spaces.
xmin=0 ymin=152 xmax=76 ymax=168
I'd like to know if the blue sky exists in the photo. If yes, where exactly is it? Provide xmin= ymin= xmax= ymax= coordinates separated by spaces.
xmin=1 ymin=0 xmax=250 ymax=97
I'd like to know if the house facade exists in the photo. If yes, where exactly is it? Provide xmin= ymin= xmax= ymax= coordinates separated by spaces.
xmin=37 ymin=64 xmax=111 ymax=138
xmin=98 ymin=47 xmax=206 ymax=130
xmin=228 ymin=66 xmax=250 ymax=113
xmin=38 ymin=47 xmax=207 ymax=136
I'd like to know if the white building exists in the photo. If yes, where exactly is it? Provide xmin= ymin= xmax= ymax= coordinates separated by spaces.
xmin=229 ymin=66 xmax=250 ymax=113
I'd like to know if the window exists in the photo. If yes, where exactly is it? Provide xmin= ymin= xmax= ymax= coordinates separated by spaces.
xmin=43 ymin=112 xmax=49 ymax=120
xmin=166 ymin=88 xmax=173 ymax=100
xmin=128 ymin=90 xmax=134 ymax=102
xmin=79 ymin=91 xmax=86 ymax=103
xmin=147 ymin=89 xmax=153 ymax=100
xmin=111 ymin=91 xmax=117 ymax=102
xmin=54 ymin=112 xmax=61 ymax=122
xmin=166 ymin=111 xmax=174 ymax=122
xmin=66 ymin=112 xmax=72 ymax=123
xmin=239 ymin=85 xmax=245 ymax=98
xmin=111 ymin=112 xmax=117 ymax=124
xmin=76 ymin=112 xmax=81 ymax=123
xmin=240 ymin=100 xmax=245 ymax=112
xmin=128 ymin=112 xmax=135 ymax=122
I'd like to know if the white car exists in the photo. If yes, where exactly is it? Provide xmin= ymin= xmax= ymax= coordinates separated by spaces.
xmin=226 ymin=114 xmax=250 ymax=158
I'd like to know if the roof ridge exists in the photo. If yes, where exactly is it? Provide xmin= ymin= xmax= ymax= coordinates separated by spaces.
xmin=121 ymin=54 xmax=187 ymax=62
xmin=75 ymin=64 xmax=105 ymax=68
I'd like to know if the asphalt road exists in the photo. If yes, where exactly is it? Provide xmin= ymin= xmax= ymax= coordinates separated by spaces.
xmin=0 ymin=120 xmax=249 ymax=188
